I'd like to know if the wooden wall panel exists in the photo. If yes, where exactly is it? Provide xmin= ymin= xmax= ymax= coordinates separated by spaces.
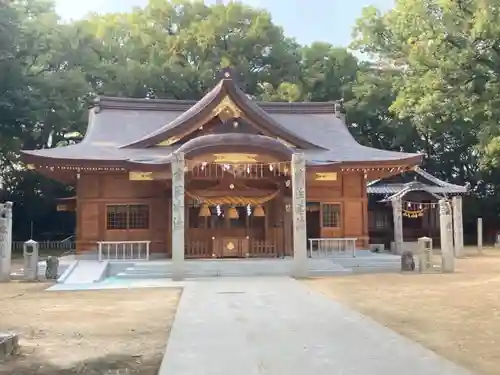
xmin=304 ymin=170 xmax=370 ymax=247
xmin=78 ymin=173 xmax=100 ymax=198
xmin=342 ymin=173 xmax=363 ymax=198
xmin=343 ymin=201 xmax=363 ymax=236
xmin=80 ymin=202 xmax=99 ymax=240
xmin=74 ymin=169 xmax=372 ymax=253
xmin=76 ymin=173 xmax=169 ymax=253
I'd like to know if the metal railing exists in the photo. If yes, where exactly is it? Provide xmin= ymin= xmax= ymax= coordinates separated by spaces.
xmin=97 ymin=241 xmax=151 ymax=261
xmin=12 ymin=241 xmax=76 ymax=252
xmin=308 ymin=238 xmax=357 ymax=258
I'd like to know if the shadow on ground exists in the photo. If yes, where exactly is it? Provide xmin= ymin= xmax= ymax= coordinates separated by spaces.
xmin=0 ymin=352 xmax=161 ymax=375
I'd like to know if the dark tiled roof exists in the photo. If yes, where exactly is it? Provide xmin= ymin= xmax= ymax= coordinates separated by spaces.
xmin=367 ymin=167 xmax=467 ymax=195
xmin=22 ymin=79 xmax=423 ymax=166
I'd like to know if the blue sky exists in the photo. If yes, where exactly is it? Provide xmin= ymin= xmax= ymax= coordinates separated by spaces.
xmin=54 ymin=0 xmax=393 ymax=47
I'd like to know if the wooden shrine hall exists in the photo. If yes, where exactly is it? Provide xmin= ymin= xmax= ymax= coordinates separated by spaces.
xmin=22 ymin=68 xmax=423 ymax=262
xmin=367 ymin=167 xmax=467 ymax=249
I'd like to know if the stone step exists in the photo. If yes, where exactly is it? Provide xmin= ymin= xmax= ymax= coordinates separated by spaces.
xmin=339 ymin=262 xmax=401 ymax=267
xmin=115 ymin=268 xmax=353 ymax=279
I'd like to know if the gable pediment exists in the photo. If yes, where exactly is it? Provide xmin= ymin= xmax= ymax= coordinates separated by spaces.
xmin=124 ymin=73 xmax=321 ymax=150
xmin=154 ymin=94 xmax=302 ymax=148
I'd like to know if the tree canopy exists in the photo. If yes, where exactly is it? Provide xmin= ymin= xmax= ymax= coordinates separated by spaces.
xmin=1 ymin=0 xmax=498 ymax=240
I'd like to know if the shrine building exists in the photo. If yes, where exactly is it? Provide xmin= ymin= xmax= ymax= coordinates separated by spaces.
xmin=21 ymin=69 xmax=423 ymax=259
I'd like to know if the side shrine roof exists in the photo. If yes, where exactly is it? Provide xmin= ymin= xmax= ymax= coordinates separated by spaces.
xmin=367 ymin=167 xmax=468 ymax=195
xmin=21 ymin=72 xmax=423 ymax=169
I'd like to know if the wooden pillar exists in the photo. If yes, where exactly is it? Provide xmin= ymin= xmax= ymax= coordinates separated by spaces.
xmin=452 ymin=196 xmax=464 ymax=258
xmin=171 ymin=152 xmax=185 ymax=281
xmin=392 ymin=198 xmax=403 ymax=254
xmin=439 ymin=199 xmax=454 ymax=273
xmin=291 ymin=153 xmax=307 ymax=278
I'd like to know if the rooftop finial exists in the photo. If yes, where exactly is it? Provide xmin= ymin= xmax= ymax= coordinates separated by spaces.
xmin=220 ymin=66 xmax=233 ymax=79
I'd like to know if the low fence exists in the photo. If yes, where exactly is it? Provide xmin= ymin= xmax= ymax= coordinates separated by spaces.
xmin=185 ymin=239 xmax=278 ymax=258
xmin=249 ymin=240 xmax=276 ymax=257
xmin=308 ymin=238 xmax=357 ymax=258
xmin=12 ymin=241 xmax=76 ymax=253
xmin=185 ymin=241 xmax=211 ymax=258
xmin=97 ymin=241 xmax=151 ymax=261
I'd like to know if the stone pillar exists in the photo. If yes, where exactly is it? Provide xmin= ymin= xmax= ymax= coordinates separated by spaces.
xmin=452 ymin=196 xmax=464 ymax=258
xmin=171 ymin=152 xmax=185 ymax=281
xmin=283 ymin=197 xmax=293 ymax=257
xmin=417 ymin=236 xmax=433 ymax=273
xmin=439 ymin=199 xmax=455 ymax=273
xmin=392 ymin=198 xmax=403 ymax=254
xmin=291 ymin=153 xmax=307 ymax=278
xmin=477 ymin=217 xmax=483 ymax=253
xmin=0 ymin=202 xmax=13 ymax=282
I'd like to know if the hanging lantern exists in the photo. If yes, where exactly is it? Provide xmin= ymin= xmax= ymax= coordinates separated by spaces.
xmin=198 ymin=204 xmax=211 ymax=217
xmin=228 ymin=206 xmax=239 ymax=219
xmin=253 ymin=205 xmax=265 ymax=217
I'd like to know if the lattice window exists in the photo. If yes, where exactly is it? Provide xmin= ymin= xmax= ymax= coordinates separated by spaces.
xmin=321 ymin=203 xmax=341 ymax=228
xmin=106 ymin=204 xmax=149 ymax=230
xmin=369 ymin=210 xmax=389 ymax=230
xmin=128 ymin=205 xmax=150 ymax=229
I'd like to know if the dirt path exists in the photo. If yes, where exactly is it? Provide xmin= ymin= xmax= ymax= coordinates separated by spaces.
xmin=0 ymin=282 xmax=180 ymax=375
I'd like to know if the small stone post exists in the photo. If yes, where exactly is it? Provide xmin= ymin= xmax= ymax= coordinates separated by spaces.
xmin=291 ymin=153 xmax=307 ymax=278
xmin=23 ymin=240 xmax=39 ymax=281
xmin=171 ymin=152 xmax=185 ymax=281
xmin=452 ymin=196 xmax=464 ymax=258
xmin=0 ymin=202 xmax=13 ymax=282
xmin=477 ymin=217 xmax=483 ymax=253
xmin=392 ymin=198 xmax=403 ymax=254
xmin=417 ymin=236 xmax=433 ymax=273
xmin=439 ymin=199 xmax=455 ymax=273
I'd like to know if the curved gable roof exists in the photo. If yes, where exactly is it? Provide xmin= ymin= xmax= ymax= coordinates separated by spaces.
xmin=122 ymin=75 xmax=321 ymax=149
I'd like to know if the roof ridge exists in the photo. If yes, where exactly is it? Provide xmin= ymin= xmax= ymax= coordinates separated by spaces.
xmin=94 ymin=96 xmax=337 ymax=114
xmin=414 ymin=167 xmax=467 ymax=190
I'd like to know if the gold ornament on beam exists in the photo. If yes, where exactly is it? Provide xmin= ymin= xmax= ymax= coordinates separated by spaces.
xmin=198 ymin=204 xmax=211 ymax=217
xmin=211 ymin=95 xmax=243 ymax=121
xmin=253 ymin=205 xmax=265 ymax=217
xmin=402 ymin=208 xmax=426 ymax=219
xmin=228 ymin=206 xmax=239 ymax=219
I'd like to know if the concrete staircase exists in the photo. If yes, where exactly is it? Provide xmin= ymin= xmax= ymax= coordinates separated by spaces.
xmin=113 ymin=258 xmax=352 ymax=280
xmin=331 ymin=252 xmax=403 ymax=273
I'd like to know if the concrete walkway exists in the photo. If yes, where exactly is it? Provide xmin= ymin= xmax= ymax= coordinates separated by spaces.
xmin=159 ymin=277 xmax=473 ymax=375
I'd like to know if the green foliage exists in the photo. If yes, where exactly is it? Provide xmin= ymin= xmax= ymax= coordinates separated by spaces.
xmin=2 ymin=0 xmax=500 ymax=237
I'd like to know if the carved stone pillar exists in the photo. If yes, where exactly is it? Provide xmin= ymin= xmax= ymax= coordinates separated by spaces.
xmin=439 ymin=199 xmax=455 ymax=273
xmin=0 ymin=202 xmax=13 ymax=282
xmin=171 ymin=153 xmax=185 ymax=281
xmin=283 ymin=196 xmax=293 ymax=257
xmin=291 ymin=153 xmax=307 ymax=278
xmin=452 ymin=196 xmax=464 ymax=258
xmin=392 ymin=198 xmax=403 ymax=254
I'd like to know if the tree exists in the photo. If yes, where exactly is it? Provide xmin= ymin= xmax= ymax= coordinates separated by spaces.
xmin=350 ymin=0 xmax=488 ymax=182
xmin=351 ymin=0 xmax=500 ymax=227
xmin=300 ymin=42 xmax=359 ymax=102
xmin=0 ymin=0 xmax=89 ymax=240
xmin=75 ymin=0 xmax=303 ymax=100
xmin=345 ymin=63 xmax=421 ymax=152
